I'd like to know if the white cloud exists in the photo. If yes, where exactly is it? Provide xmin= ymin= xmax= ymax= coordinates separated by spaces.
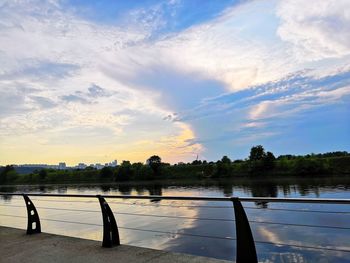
xmin=0 ymin=0 xmax=203 ymax=164
xmin=119 ymin=0 xmax=350 ymax=94
xmin=1 ymin=0 xmax=350 ymax=163
xmin=150 ymin=0 xmax=290 ymax=92
xmin=248 ymin=84 xmax=350 ymax=121
xmin=249 ymin=101 xmax=273 ymax=120
xmin=277 ymin=0 xmax=350 ymax=61
xmin=316 ymin=85 xmax=350 ymax=101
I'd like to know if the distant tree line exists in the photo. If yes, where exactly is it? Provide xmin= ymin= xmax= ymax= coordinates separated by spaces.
xmin=1 ymin=146 xmax=350 ymax=184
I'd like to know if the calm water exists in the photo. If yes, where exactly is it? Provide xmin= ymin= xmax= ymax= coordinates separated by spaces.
xmin=1 ymin=177 xmax=350 ymax=262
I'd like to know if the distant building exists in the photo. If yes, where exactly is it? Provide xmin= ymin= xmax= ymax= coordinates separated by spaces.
xmin=58 ymin=162 xmax=66 ymax=170
xmin=77 ymin=163 xmax=87 ymax=169
xmin=95 ymin=163 xmax=104 ymax=170
xmin=110 ymin=160 xmax=118 ymax=167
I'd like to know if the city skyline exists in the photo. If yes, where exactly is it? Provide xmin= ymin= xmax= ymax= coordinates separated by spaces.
xmin=12 ymin=160 xmax=118 ymax=169
xmin=1 ymin=0 xmax=349 ymax=165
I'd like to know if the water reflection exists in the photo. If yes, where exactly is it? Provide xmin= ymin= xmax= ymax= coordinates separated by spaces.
xmin=1 ymin=177 xmax=350 ymax=262
xmin=2 ymin=176 xmax=350 ymax=202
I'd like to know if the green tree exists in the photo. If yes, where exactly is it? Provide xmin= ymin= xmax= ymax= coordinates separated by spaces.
xmin=213 ymin=156 xmax=232 ymax=178
xmin=39 ymin=169 xmax=47 ymax=180
xmin=116 ymin=161 xmax=132 ymax=181
xmin=148 ymin=155 xmax=161 ymax=164
xmin=203 ymin=163 xmax=214 ymax=177
xmin=192 ymin=160 xmax=202 ymax=165
xmin=249 ymin=146 xmax=277 ymax=174
xmin=263 ymin=151 xmax=276 ymax=170
xmin=0 ymin=165 xmax=17 ymax=183
xmin=100 ymin=167 xmax=113 ymax=180
xmin=221 ymin=156 xmax=231 ymax=164
xmin=147 ymin=155 xmax=162 ymax=177
xmin=249 ymin=145 xmax=266 ymax=161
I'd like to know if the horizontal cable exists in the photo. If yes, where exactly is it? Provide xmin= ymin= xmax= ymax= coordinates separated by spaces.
xmin=16 ymin=199 xmax=350 ymax=214
xmin=18 ymin=198 xmax=232 ymax=208
xmin=245 ymin=206 xmax=350 ymax=214
xmin=0 ymin=213 xmax=349 ymax=253
xmin=2 ymin=193 xmax=350 ymax=204
xmin=108 ymin=201 xmax=350 ymax=214
xmin=0 ymin=193 xmax=232 ymax=202
xmin=0 ymin=204 xmax=99 ymax=213
xmin=109 ymin=201 xmax=230 ymax=208
xmin=28 ymin=198 xmax=232 ymax=207
xmin=251 ymin=220 xmax=350 ymax=230
xmin=27 ymin=199 xmax=97 ymax=203
xmin=113 ymin=212 xmax=350 ymax=231
xmin=119 ymin=226 xmax=237 ymax=241
xmin=0 ymin=213 xmax=234 ymax=240
xmin=1 ymin=207 xmax=349 ymax=230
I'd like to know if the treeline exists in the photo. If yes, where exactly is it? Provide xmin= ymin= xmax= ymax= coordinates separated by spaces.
xmin=1 ymin=147 xmax=350 ymax=184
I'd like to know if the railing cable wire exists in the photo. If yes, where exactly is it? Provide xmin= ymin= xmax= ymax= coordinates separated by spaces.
xmin=3 ymin=198 xmax=350 ymax=214
xmin=0 ymin=213 xmax=349 ymax=253
xmin=1 ymin=206 xmax=349 ymax=230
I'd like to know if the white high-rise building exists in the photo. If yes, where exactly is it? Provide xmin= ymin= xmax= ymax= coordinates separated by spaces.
xmin=110 ymin=160 xmax=118 ymax=167
xmin=58 ymin=162 xmax=66 ymax=170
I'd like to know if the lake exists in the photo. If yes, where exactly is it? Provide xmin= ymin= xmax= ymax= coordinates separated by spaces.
xmin=1 ymin=177 xmax=350 ymax=262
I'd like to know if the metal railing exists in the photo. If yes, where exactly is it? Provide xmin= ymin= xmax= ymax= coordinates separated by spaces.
xmin=1 ymin=193 xmax=350 ymax=263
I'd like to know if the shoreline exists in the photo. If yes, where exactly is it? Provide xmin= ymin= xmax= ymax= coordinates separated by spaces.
xmin=1 ymin=174 xmax=350 ymax=187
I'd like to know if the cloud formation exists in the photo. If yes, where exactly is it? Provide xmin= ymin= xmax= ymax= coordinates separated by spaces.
xmin=277 ymin=0 xmax=350 ymax=60
xmin=0 ymin=0 xmax=349 ymax=164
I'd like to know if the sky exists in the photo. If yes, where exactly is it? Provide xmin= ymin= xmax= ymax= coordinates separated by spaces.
xmin=0 ymin=0 xmax=349 ymax=165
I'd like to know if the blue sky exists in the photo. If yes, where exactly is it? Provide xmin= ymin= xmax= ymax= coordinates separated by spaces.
xmin=62 ymin=0 xmax=239 ymax=31
xmin=0 ymin=0 xmax=349 ymax=165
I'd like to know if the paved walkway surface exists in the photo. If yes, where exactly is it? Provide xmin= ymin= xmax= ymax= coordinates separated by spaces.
xmin=0 ymin=226 xmax=230 ymax=263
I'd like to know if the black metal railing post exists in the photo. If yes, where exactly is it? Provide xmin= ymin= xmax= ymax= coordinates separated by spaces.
xmin=97 ymin=195 xmax=120 ymax=247
xmin=232 ymin=197 xmax=257 ymax=263
xmin=23 ymin=194 xmax=41 ymax=235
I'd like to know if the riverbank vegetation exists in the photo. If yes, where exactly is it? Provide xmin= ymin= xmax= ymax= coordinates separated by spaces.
xmin=1 ymin=146 xmax=350 ymax=184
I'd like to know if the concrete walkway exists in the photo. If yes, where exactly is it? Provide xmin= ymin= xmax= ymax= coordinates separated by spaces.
xmin=0 ymin=227 xmax=230 ymax=263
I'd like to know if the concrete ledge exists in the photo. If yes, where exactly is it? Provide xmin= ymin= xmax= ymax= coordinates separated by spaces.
xmin=0 ymin=226 xmax=230 ymax=263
